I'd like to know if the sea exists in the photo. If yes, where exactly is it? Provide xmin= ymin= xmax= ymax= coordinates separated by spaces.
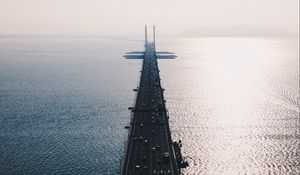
xmin=0 ymin=37 xmax=299 ymax=175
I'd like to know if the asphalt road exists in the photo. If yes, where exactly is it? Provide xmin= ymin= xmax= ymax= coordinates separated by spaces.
xmin=122 ymin=44 xmax=179 ymax=175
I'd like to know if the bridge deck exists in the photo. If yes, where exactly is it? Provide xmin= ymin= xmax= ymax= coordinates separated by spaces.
xmin=121 ymin=43 xmax=180 ymax=175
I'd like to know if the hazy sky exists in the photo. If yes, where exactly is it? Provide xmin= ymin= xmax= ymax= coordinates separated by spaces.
xmin=0 ymin=0 xmax=299 ymax=36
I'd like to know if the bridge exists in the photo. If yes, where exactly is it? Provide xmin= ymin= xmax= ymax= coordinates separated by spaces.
xmin=120 ymin=26 xmax=188 ymax=175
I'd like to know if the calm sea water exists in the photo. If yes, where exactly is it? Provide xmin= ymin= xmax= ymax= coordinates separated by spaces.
xmin=0 ymin=37 xmax=299 ymax=175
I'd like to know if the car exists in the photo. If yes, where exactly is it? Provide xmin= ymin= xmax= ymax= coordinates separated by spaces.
xmin=157 ymin=159 xmax=162 ymax=165
xmin=163 ymin=152 xmax=169 ymax=160
xmin=151 ymin=130 xmax=155 ymax=135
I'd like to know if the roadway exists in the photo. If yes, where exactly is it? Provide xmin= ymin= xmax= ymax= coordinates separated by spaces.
xmin=122 ymin=43 xmax=179 ymax=175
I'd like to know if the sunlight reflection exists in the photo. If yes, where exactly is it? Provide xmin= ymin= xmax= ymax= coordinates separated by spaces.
xmin=160 ymin=37 xmax=299 ymax=175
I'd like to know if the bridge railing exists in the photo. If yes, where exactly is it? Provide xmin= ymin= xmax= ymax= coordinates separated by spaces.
xmin=120 ymin=62 xmax=144 ymax=174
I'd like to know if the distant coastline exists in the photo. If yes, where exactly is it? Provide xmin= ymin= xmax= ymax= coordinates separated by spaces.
xmin=0 ymin=25 xmax=299 ymax=39
xmin=177 ymin=25 xmax=298 ymax=38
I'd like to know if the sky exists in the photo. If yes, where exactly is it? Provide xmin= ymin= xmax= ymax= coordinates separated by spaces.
xmin=0 ymin=0 xmax=299 ymax=36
